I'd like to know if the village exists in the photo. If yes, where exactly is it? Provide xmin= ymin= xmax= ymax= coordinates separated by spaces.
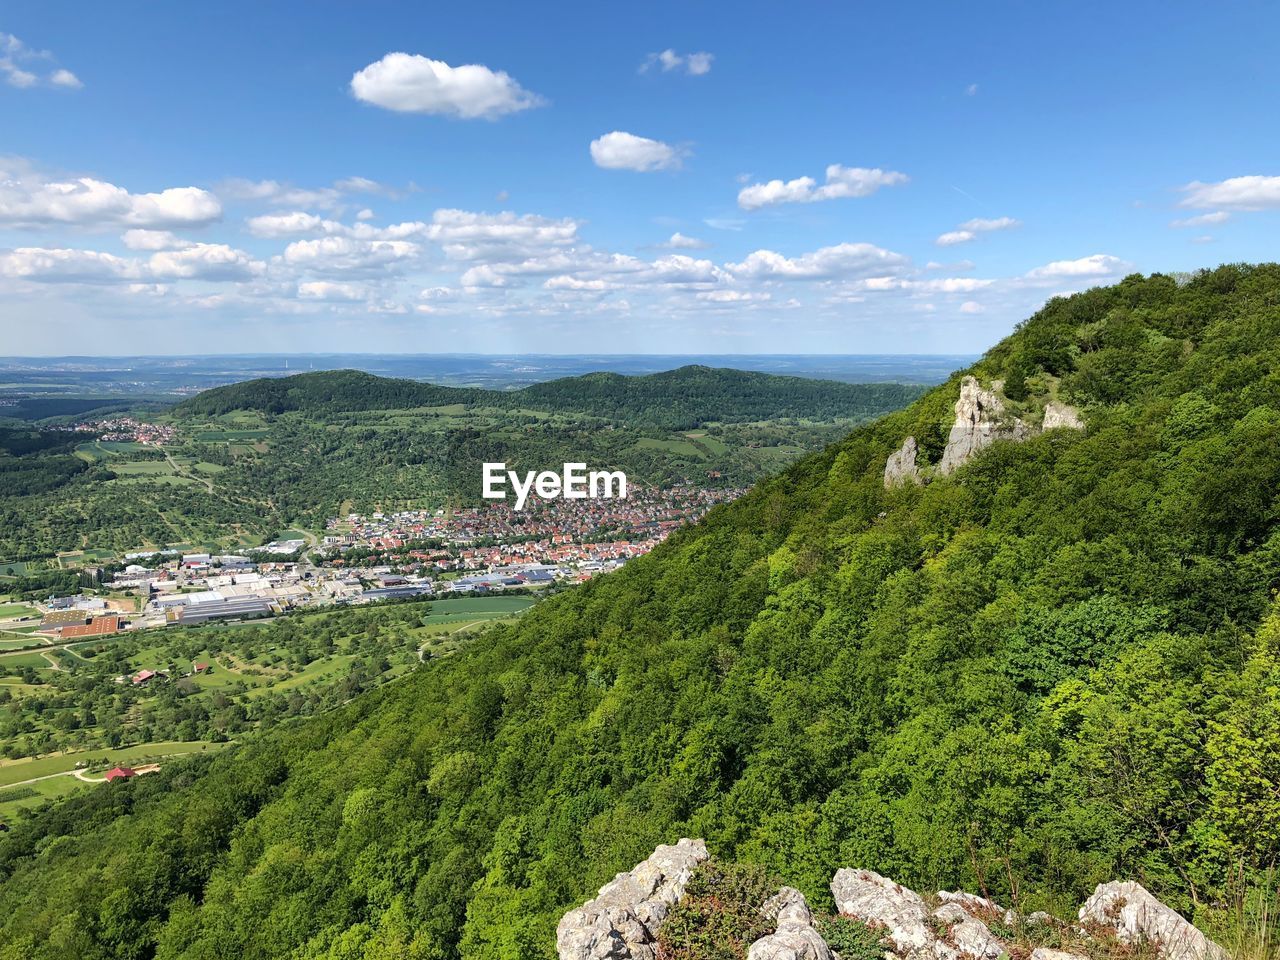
xmin=13 ymin=483 xmax=745 ymax=644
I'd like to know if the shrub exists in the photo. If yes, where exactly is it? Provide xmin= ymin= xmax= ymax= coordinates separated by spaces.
xmin=656 ymin=859 xmax=780 ymax=960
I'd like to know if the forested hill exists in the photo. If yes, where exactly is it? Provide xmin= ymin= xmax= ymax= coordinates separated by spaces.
xmin=173 ymin=365 xmax=925 ymax=428
xmin=7 ymin=265 xmax=1280 ymax=959
xmin=516 ymin=366 xmax=924 ymax=427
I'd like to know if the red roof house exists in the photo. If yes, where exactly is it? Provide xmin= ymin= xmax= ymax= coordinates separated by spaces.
xmin=104 ymin=767 xmax=136 ymax=782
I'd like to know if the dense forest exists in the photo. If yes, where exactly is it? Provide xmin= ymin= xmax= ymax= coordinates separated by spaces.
xmin=174 ymin=365 xmax=924 ymax=429
xmin=4 ymin=266 xmax=1280 ymax=959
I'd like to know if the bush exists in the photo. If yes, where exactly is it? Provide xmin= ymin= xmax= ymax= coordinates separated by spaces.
xmin=817 ymin=914 xmax=890 ymax=960
xmin=656 ymin=859 xmax=780 ymax=960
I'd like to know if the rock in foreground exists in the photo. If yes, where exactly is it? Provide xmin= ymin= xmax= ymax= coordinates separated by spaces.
xmin=1080 ymin=881 xmax=1228 ymax=960
xmin=556 ymin=838 xmax=709 ymax=960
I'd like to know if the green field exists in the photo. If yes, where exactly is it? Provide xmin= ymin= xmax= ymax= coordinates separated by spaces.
xmin=109 ymin=460 xmax=177 ymax=475
xmin=0 ymin=603 xmax=38 ymax=619
xmin=0 ymin=775 xmax=90 ymax=820
xmin=0 ymin=740 xmax=220 ymax=788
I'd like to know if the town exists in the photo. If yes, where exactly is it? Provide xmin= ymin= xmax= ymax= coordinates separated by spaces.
xmin=10 ymin=483 xmax=745 ymax=642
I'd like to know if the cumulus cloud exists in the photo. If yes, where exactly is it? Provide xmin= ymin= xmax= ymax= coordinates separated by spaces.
xmin=147 ymin=244 xmax=264 ymax=281
xmin=659 ymin=232 xmax=709 ymax=249
xmin=727 ymin=242 xmax=909 ymax=280
xmin=121 ymin=229 xmax=192 ymax=251
xmin=1180 ymin=175 xmax=1280 ymax=211
xmin=737 ymin=165 xmax=908 ymax=210
xmin=936 ymin=216 xmax=1020 ymax=246
xmin=0 ymin=247 xmax=137 ymax=283
xmin=590 ymin=131 xmax=682 ymax=172
xmin=696 ymin=289 xmax=769 ymax=303
xmin=282 ymin=236 xmax=421 ymax=273
xmin=1170 ymin=210 xmax=1231 ymax=228
xmin=351 ymin=52 xmax=544 ymax=119
xmin=297 ymin=280 xmax=368 ymax=301
xmin=1024 ymin=254 xmax=1130 ymax=281
xmin=218 ymin=177 xmax=389 ymax=210
xmin=1 ymin=33 xmax=81 ymax=90
xmin=640 ymin=49 xmax=713 ymax=76
xmin=0 ymin=163 xmax=221 ymax=229
xmin=960 ymin=300 xmax=984 ymax=313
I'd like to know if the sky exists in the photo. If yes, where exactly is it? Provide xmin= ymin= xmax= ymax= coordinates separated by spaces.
xmin=1 ymin=0 xmax=1279 ymax=356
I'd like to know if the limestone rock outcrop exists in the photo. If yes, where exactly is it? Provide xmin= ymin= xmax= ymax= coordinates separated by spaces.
xmin=1043 ymin=400 xmax=1085 ymax=431
xmin=748 ymin=887 xmax=833 ymax=960
xmin=830 ymin=868 xmax=936 ymax=957
xmin=938 ymin=376 xmax=1032 ymax=475
xmin=1079 ymin=881 xmax=1227 ymax=960
xmin=556 ymin=838 xmax=709 ymax=960
xmin=830 ymin=870 xmax=1005 ymax=960
xmin=885 ymin=376 xmax=1086 ymax=486
xmin=884 ymin=436 xmax=923 ymax=487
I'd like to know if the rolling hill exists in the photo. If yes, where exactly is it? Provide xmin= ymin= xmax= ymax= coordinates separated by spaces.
xmin=4 ymin=265 xmax=1280 ymax=958
xmin=173 ymin=365 xmax=925 ymax=429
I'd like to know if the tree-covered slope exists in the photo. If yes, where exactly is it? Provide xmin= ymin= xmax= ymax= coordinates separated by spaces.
xmin=5 ymin=266 xmax=1280 ymax=959
xmin=173 ymin=365 xmax=925 ymax=429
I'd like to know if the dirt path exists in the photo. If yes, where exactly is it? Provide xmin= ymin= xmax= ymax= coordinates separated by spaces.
xmin=160 ymin=445 xmax=215 ymax=493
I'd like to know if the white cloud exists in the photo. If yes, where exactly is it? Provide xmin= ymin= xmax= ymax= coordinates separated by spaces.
xmin=1180 ymin=175 xmax=1280 ymax=211
xmin=246 ymin=211 xmax=328 ymax=237
xmin=641 ymin=49 xmax=714 ymax=76
xmin=727 ymin=242 xmax=909 ymax=280
xmin=960 ymin=300 xmax=984 ymax=314
xmin=1024 ymin=254 xmax=1130 ymax=281
xmin=425 ymin=208 xmax=580 ymax=258
xmin=659 ymin=232 xmax=709 ymax=249
xmin=49 ymin=68 xmax=81 ymax=89
xmin=936 ymin=216 xmax=1020 ymax=245
xmin=965 ymin=83 xmax=979 ymax=96
xmin=1 ymin=33 xmax=81 ymax=90
xmin=297 ymin=280 xmax=367 ymax=301
xmin=1170 ymin=210 xmax=1231 ymax=228
xmin=0 ymin=247 xmax=137 ymax=283
xmin=282 ymin=236 xmax=420 ymax=273
xmin=351 ymin=52 xmax=544 ymax=119
xmin=148 ymin=244 xmax=264 ymax=281
xmin=544 ymin=275 xmax=613 ymax=292
xmin=356 ymin=208 xmax=375 ymax=221
xmin=696 ymin=289 xmax=769 ymax=303
xmin=738 ymin=165 xmax=908 ymax=210
xmin=590 ymin=131 xmax=682 ymax=172
xmin=0 ymin=163 xmax=221 ymax=229
xmin=121 ymin=229 xmax=192 ymax=251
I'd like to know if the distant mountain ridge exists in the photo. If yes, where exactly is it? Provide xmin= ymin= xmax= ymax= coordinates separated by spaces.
xmin=173 ymin=365 xmax=927 ymax=429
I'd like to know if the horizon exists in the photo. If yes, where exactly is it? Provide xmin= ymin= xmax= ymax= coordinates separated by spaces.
xmin=3 ymin=3 xmax=1279 ymax=354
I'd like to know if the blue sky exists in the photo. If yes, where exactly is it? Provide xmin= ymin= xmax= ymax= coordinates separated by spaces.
xmin=2 ymin=1 xmax=1278 ymax=355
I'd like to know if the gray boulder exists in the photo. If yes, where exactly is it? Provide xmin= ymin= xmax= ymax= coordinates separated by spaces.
xmin=556 ymin=838 xmax=709 ymax=960
xmin=1042 ymin=401 xmax=1085 ymax=431
xmin=1079 ymin=881 xmax=1227 ymax=960
xmin=932 ymin=902 xmax=1006 ymax=960
xmin=748 ymin=887 xmax=833 ymax=960
xmin=884 ymin=436 xmax=924 ymax=487
xmin=830 ymin=869 xmax=935 ymax=957
xmin=1030 ymin=950 xmax=1088 ymax=960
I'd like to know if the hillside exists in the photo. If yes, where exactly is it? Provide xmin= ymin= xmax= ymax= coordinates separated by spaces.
xmin=173 ymin=365 xmax=924 ymax=429
xmin=4 ymin=264 xmax=1280 ymax=959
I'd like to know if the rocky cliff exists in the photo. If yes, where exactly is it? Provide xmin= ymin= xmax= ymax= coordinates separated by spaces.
xmin=885 ymin=376 xmax=1084 ymax=487
xmin=559 ymin=842 xmax=1227 ymax=960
